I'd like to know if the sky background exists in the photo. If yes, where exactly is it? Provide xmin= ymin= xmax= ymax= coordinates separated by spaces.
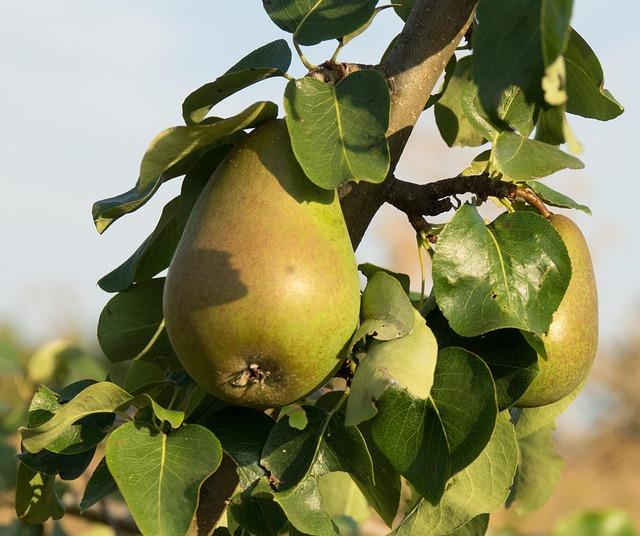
xmin=0 ymin=1 xmax=637 ymax=350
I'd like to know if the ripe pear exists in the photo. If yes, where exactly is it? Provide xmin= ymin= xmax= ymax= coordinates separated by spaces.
xmin=516 ymin=214 xmax=598 ymax=407
xmin=163 ymin=119 xmax=360 ymax=408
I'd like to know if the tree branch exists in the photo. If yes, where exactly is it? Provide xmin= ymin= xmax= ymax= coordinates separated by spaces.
xmin=340 ymin=0 xmax=478 ymax=248
xmin=385 ymin=174 xmax=551 ymax=226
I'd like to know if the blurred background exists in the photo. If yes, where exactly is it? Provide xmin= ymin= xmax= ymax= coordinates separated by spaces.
xmin=0 ymin=1 xmax=637 ymax=534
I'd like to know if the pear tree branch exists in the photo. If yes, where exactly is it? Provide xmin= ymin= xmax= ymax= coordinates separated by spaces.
xmin=338 ymin=0 xmax=478 ymax=248
xmin=385 ymin=174 xmax=551 ymax=231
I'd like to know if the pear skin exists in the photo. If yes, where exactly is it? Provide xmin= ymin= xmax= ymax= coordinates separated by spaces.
xmin=516 ymin=214 xmax=598 ymax=407
xmin=163 ymin=120 xmax=360 ymax=408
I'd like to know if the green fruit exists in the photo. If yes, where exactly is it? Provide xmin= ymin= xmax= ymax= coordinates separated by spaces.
xmin=516 ymin=214 xmax=598 ymax=407
xmin=163 ymin=119 xmax=360 ymax=409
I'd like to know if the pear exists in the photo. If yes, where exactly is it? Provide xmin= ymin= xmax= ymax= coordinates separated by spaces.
xmin=163 ymin=119 xmax=361 ymax=408
xmin=516 ymin=214 xmax=598 ymax=407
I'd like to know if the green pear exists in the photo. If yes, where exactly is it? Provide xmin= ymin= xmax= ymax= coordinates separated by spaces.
xmin=163 ymin=119 xmax=360 ymax=409
xmin=516 ymin=214 xmax=598 ymax=407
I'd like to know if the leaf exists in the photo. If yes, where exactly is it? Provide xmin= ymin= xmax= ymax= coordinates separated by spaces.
xmin=473 ymin=0 xmax=572 ymax=116
xmin=253 ymin=477 xmax=339 ymax=536
xmin=435 ymin=56 xmax=487 ymax=148
xmin=21 ymin=382 xmax=131 ymax=454
xmin=358 ymin=263 xmax=411 ymax=295
xmin=19 ymin=447 xmax=95 ymax=481
xmin=123 ymin=360 xmax=166 ymax=394
xmin=392 ymin=0 xmax=414 ymax=22
xmin=392 ymin=413 xmax=517 ymax=536
xmin=143 ymin=394 xmax=184 ymax=429
xmin=507 ymin=423 xmax=564 ymax=514
xmin=183 ymin=40 xmax=292 ymax=125
xmin=204 ymin=407 xmax=275 ymax=488
xmin=92 ymin=101 xmax=277 ymax=233
xmin=346 ymin=310 xmax=437 ymax=426
xmin=263 ymin=0 xmax=378 ymax=46
xmin=449 ymin=515 xmax=490 ymax=536
xmin=426 ymin=307 xmax=539 ymax=410
xmin=318 ymin=472 xmax=370 ymax=523
xmin=552 ymin=509 xmax=636 ymax=536
xmin=228 ymin=482 xmax=289 ymax=536
xmin=371 ymin=347 xmax=498 ymax=503
xmin=565 ymin=29 xmax=623 ymax=121
xmin=524 ymin=180 xmax=591 ymax=214
xmin=493 ymin=131 xmax=583 ymax=180
xmin=497 ymin=85 xmax=538 ymax=137
xmin=354 ymin=421 xmax=401 ymax=526
xmin=106 ymin=422 xmax=222 ymax=536
xmin=80 ymin=457 xmax=118 ymax=512
xmin=514 ymin=375 xmax=586 ymax=438
xmin=350 ymin=271 xmax=415 ymax=351
xmin=284 ymin=70 xmax=390 ymax=189
xmin=535 ymin=104 xmax=566 ymax=145
xmin=97 ymin=278 xmax=174 ymax=364
xmin=339 ymin=5 xmax=395 ymax=46
xmin=15 ymin=462 xmax=64 ymax=524
xmin=98 ymin=197 xmax=182 ymax=293
xmin=433 ymin=205 xmax=572 ymax=337
xmin=261 ymin=392 xmax=374 ymax=492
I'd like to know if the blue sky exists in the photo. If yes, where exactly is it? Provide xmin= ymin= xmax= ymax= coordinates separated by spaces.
xmin=0 ymin=1 xmax=637 ymax=348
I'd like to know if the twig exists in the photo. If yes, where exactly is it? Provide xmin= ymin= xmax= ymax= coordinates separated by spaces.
xmin=385 ymin=174 xmax=550 ymax=219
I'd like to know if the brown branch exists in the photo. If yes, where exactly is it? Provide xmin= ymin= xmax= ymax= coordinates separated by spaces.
xmin=385 ymin=174 xmax=551 ymax=221
xmin=340 ymin=0 xmax=478 ymax=248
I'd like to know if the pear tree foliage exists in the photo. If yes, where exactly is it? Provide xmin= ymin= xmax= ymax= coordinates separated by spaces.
xmin=15 ymin=1 xmax=622 ymax=535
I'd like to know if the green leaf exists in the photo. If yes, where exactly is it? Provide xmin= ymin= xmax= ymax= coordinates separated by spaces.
xmin=507 ymin=423 xmax=563 ymax=514
xmin=392 ymin=413 xmax=517 ymax=535
xmin=493 ymin=131 xmax=583 ymax=180
xmin=98 ymin=197 xmax=182 ymax=293
xmin=284 ymin=70 xmax=390 ymax=189
xmin=565 ymin=29 xmax=623 ymax=121
xmin=106 ymin=422 xmax=222 ymax=536
xmin=228 ymin=481 xmax=289 ymax=536
xmin=497 ymin=86 xmax=538 ymax=137
xmin=435 ymin=56 xmax=487 ymax=148
xmin=183 ymin=40 xmax=291 ymax=125
xmin=371 ymin=347 xmax=498 ymax=503
xmin=354 ymin=421 xmax=401 ymax=527
xmin=346 ymin=310 xmax=437 ymax=426
xmin=263 ymin=0 xmax=378 ymax=46
xmin=18 ymin=447 xmax=95 ymax=481
xmin=92 ymin=101 xmax=276 ymax=233
xmin=449 ymin=515 xmax=490 ymax=536
xmin=97 ymin=278 xmax=174 ymax=364
xmin=318 ymin=472 xmax=370 ymax=523
xmin=80 ymin=457 xmax=117 ymax=512
xmin=143 ymin=394 xmax=184 ymax=429
xmin=392 ymin=0 xmax=414 ymax=22
xmin=514 ymin=376 xmax=586 ymax=438
xmin=15 ymin=462 xmax=64 ymax=524
xmin=261 ymin=393 xmax=374 ymax=491
xmin=473 ymin=0 xmax=572 ymax=115
xmin=339 ymin=5 xmax=395 ymax=47
xmin=21 ymin=382 xmax=131 ymax=454
xmin=350 ymin=271 xmax=416 ymax=351
xmin=204 ymin=407 xmax=275 ymax=488
xmin=253 ymin=477 xmax=339 ymax=536
xmin=535 ymin=104 xmax=566 ymax=145
xmin=552 ymin=509 xmax=636 ymax=536
xmin=358 ymin=263 xmax=411 ymax=295
xmin=433 ymin=205 xmax=572 ymax=337
xmin=27 ymin=382 xmax=113 ymax=445
xmin=524 ymin=180 xmax=591 ymax=214
xmin=426 ymin=307 xmax=539 ymax=410
xmin=123 ymin=360 xmax=166 ymax=394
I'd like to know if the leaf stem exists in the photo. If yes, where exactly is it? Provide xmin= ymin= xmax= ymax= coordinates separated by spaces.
xmin=293 ymin=40 xmax=317 ymax=71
